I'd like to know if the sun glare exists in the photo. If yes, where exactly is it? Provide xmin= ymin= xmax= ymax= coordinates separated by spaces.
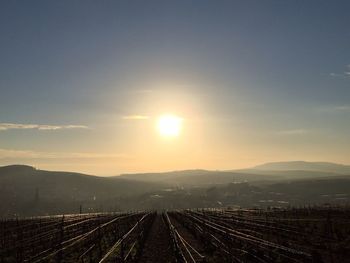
xmin=157 ymin=114 xmax=183 ymax=137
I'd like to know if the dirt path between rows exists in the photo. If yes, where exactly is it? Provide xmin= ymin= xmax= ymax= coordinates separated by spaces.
xmin=137 ymin=214 xmax=176 ymax=263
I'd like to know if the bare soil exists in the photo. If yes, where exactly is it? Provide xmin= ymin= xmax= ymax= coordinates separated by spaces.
xmin=137 ymin=213 xmax=176 ymax=263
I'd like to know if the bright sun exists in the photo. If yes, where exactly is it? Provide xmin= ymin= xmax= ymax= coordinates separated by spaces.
xmin=157 ymin=114 xmax=183 ymax=137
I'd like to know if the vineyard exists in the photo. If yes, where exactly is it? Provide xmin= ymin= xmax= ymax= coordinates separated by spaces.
xmin=1 ymin=207 xmax=349 ymax=262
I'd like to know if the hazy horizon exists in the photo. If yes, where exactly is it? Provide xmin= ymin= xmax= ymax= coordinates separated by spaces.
xmin=1 ymin=1 xmax=349 ymax=175
xmin=2 ymin=159 xmax=350 ymax=177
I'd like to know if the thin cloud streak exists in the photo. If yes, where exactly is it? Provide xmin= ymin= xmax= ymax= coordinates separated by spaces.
xmin=333 ymin=105 xmax=350 ymax=111
xmin=122 ymin=115 xmax=149 ymax=120
xmin=317 ymin=105 xmax=350 ymax=113
xmin=133 ymin=89 xmax=153 ymax=94
xmin=0 ymin=148 xmax=130 ymax=160
xmin=0 ymin=123 xmax=88 ymax=131
xmin=330 ymin=64 xmax=350 ymax=78
xmin=276 ymin=129 xmax=309 ymax=135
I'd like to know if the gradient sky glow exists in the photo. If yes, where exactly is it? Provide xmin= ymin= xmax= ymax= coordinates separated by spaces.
xmin=1 ymin=1 xmax=349 ymax=175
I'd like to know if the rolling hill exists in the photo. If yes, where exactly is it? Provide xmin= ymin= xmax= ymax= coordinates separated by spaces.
xmin=0 ymin=165 xmax=166 ymax=216
xmin=119 ymin=161 xmax=350 ymax=185
xmin=1 ymin=161 xmax=349 ymax=217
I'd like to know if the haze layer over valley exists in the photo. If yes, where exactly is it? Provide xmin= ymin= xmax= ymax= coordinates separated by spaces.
xmin=1 ymin=161 xmax=349 ymax=217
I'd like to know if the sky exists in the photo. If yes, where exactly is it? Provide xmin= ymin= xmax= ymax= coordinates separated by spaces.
xmin=0 ymin=1 xmax=349 ymax=175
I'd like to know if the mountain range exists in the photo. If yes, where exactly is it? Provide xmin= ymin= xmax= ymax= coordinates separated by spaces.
xmin=1 ymin=161 xmax=349 ymax=217
xmin=252 ymin=161 xmax=350 ymax=174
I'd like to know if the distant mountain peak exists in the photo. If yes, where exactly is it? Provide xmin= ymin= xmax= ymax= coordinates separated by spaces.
xmin=253 ymin=161 xmax=350 ymax=174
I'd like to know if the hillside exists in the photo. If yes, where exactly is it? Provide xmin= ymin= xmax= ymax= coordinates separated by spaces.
xmin=0 ymin=165 xmax=166 ymax=216
xmin=1 ymin=163 xmax=350 ymax=217
xmin=252 ymin=161 xmax=350 ymax=174
xmin=119 ymin=161 xmax=350 ymax=186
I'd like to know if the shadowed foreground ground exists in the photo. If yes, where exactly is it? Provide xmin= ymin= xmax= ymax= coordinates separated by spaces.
xmin=137 ymin=214 xmax=176 ymax=263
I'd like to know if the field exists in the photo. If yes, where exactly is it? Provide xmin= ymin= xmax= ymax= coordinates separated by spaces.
xmin=1 ymin=207 xmax=349 ymax=263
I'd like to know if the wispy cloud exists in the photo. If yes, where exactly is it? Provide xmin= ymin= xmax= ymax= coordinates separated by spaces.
xmin=332 ymin=105 xmax=350 ymax=111
xmin=330 ymin=64 xmax=350 ymax=78
xmin=330 ymin=73 xmax=343 ymax=77
xmin=122 ymin=115 xmax=149 ymax=120
xmin=0 ymin=149 xmax=129 ymax=159
xmin=0 ymin=123 xmax=88 ymax=131
xmin=317 ymin=105 xmax=350 ymax=113
xmin=276 ymin=129 xmax=309 ymax=135
xmin=133 ymin=89 xmax=153 ymax=94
